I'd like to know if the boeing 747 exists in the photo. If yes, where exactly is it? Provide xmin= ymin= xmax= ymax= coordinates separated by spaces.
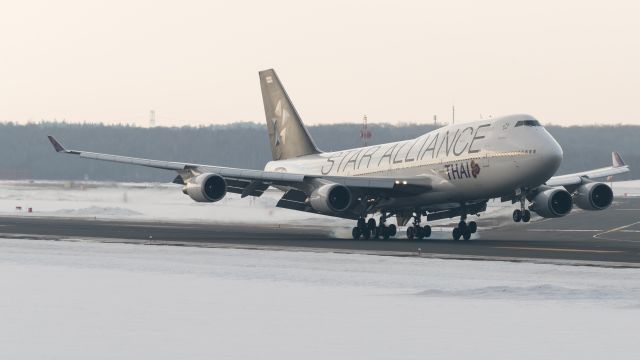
xmin=48 ymin=69 xmax=629 ymax=240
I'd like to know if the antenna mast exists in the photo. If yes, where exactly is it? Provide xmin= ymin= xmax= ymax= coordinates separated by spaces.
xmin=452 ymin=105 xmax=455 ymax=125
xmin=360 ymin=115 xmax=372 ymax=146
xmin=149 ymin=110 xmax=156 ymax=128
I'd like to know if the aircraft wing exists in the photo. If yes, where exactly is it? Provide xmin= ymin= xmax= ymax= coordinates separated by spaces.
xmin=47 ymin=136 xmax=429 ymax=198
xmin=546 ymin=152 xmax=629 ymax=187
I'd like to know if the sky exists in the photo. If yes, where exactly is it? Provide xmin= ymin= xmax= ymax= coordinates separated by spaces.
xmin=1 ymin=0 xmax=639 ymax=127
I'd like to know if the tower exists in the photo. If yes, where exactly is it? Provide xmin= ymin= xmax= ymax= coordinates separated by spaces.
xmin=149 ymin=110 xmax=156 ymax=127
xmin=360 ymin=115 xmax=372 ymax=146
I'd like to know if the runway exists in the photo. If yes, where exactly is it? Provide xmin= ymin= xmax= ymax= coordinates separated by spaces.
xmin=1 ymin=197 xmax=639 ymax=267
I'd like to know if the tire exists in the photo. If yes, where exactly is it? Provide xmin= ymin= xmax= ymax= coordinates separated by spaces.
xmin=381 ymin=226 xmax=390 ymax=240
xmin=452 ymin=227 xmax=462 ymax=241
xmin=522 ymin=210 xmax=531 ymax=223
xmin=462 ymin=228 xmax=471 ymax=241
xmin=367 ymin=218 xmax=377 ymax=231
xmin=407 ymin=226 xmax=415 ymax=240
xmin=388 ymin=224 xmax=397 ymax=237
xmin=468 ymin=221 xmax=477 ymax=233
xmin=352 ymin=227 xmax=361 ymax=240
xmin=357 ymin=218 xmax=366 ymax=229
xmin=376 ymin=225 xmax=386 ymax=240
xmin=458 ymin=221 xmax=467 ymax=231
xmin=362 ymin=228 xmax=371 ymax=240
xmin=513 ymin=209 xmax=522 ymax=222
xmin=423 ymin=225 xmax=432 ymax=238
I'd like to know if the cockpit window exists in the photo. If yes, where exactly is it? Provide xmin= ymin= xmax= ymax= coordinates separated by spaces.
xmin=514 ymin=120 xmax=541 ymax=127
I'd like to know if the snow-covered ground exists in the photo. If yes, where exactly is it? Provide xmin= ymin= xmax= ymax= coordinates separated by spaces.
xmin=0 ymin=180 xmax=517 ymax=236
xmin=2 ymin=179 xmax=639 ymax=238
xmin=0 ymin=180 xmax=333 ymax=224
xmin=5 ymin=179 xmax=638 ymax=227
xmin=0 ymin=238 xmax=638 ymax=359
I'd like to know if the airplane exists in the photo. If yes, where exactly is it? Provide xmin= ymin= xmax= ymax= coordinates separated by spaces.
xmin=47 ymin=69 xmax=630 ymax=241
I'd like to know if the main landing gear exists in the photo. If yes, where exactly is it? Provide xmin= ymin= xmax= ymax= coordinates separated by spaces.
xmin=406 ymin=213 xmax=431 ymax=240
xmin=351 ymin=212 xmax=397 ymax=240
xmin=452 ymin=214 xmax=477 ymax=241
xmin=513 ymin=197 xmax=531 ymax=223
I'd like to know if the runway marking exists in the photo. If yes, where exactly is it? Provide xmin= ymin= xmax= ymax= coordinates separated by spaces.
xmin=593 ymin=221 xmax=640 ymax=242
xmin=527 ymin=229 xmax=603 ymax=232
xmin=494 ymin=246 xmax=622 ymax=254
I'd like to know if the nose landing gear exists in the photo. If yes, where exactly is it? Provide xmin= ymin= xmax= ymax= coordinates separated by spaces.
xmin=513 ymin=196 xmax=531 ymax=223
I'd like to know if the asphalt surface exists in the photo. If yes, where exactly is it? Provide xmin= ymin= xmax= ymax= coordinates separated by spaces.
xmin=1 ymin=197 xmax=639 ymax=266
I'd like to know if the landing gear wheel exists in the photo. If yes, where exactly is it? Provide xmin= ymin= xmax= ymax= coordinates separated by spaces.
xmin=522 ymin=210 xmax=531 ymax=223
xmin=513 ymin=209 xmax=522 ymax=222
xmin=462 ymin=228 xmax=472 ymax=241
xmin=468 ymin=221 xmax=477 ymax=234
xmin=352 ymin=227 xmax=361 ymax=240
xmin=367 ymin=218 xmax=377 ymax=231
xmin=415 ymin=226 xmax=424 ymax=240
xmin=357 ymin=217 xmax=366 ymax=228
xmin=407 ymin=226 xmax=415 ymax=240
xmin=458 ymin=221 xmax=468 ymax=232
xmin=361 ymin=227 xmax=371 ymax=240
xmin=423 ymin=225 xmax=432 ymax=238
xmin=452 ymin=227 xmax=462 ymax=241
xmin=379 ymin=225 xmax=390 ymax=240
xmin=388 ymin=224 xmax=397 ymax=237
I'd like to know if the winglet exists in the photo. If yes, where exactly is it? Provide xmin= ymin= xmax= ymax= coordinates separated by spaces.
xmin=47 ymin=136 xmax=66 ymax=153
xmin=612 ymin=152 xmax=626 ymax=168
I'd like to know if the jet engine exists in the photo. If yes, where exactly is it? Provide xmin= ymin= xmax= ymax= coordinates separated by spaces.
xmin=182 ymin=174 xmax=227 ymax=202
xmin=573 ymin=182 xmax=613 ymax=210
xmin=308 ymin=184 xmax=352 ymax=214
xmin=529 ymin=187 xmax=573 ymax=218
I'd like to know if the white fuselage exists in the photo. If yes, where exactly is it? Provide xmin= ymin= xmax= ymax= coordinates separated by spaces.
xmin=264 ymin=114 xmax=563 ymax=210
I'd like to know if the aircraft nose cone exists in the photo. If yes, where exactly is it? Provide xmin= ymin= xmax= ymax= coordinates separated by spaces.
xmin=541 ymin=136 xmax=563 ymax=176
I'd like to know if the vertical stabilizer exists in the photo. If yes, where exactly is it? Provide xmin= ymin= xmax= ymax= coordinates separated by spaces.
xmin=259 ymin=69 xmax=320 ymax=160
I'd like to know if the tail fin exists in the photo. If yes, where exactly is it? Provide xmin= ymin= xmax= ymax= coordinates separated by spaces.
xmin=259 ymin=69 xmax=320 ymax=160
xmin=612 ymin=152 xmax=626 ymax=168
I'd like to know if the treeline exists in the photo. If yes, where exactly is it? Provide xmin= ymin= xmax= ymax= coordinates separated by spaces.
xmin=0 ymin=121 xmax=637 ymax=181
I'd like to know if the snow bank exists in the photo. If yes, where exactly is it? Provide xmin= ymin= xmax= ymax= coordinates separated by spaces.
xmin=54 ymin=206 xmax=143 ymax=216
xmin=0 ymin=180 xmax=638 ymax=230
xmin=0 ymin=238 xmax=638 ymax=359
xmin=612 ymin=179 xmax=640 ymax=197
xmin=0 ymin=181 xmax=516 ymax=227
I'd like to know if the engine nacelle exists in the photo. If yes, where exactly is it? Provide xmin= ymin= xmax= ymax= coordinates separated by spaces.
xmin=182 ymin=174 xmax=227 ymax=202
xmin=574 ymin=182 xmax=613 ymax=210
xmin=529 ymin=187 xmax=573 ymax=218
xmin=308 ymin=184 xmax=352 ymax=214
